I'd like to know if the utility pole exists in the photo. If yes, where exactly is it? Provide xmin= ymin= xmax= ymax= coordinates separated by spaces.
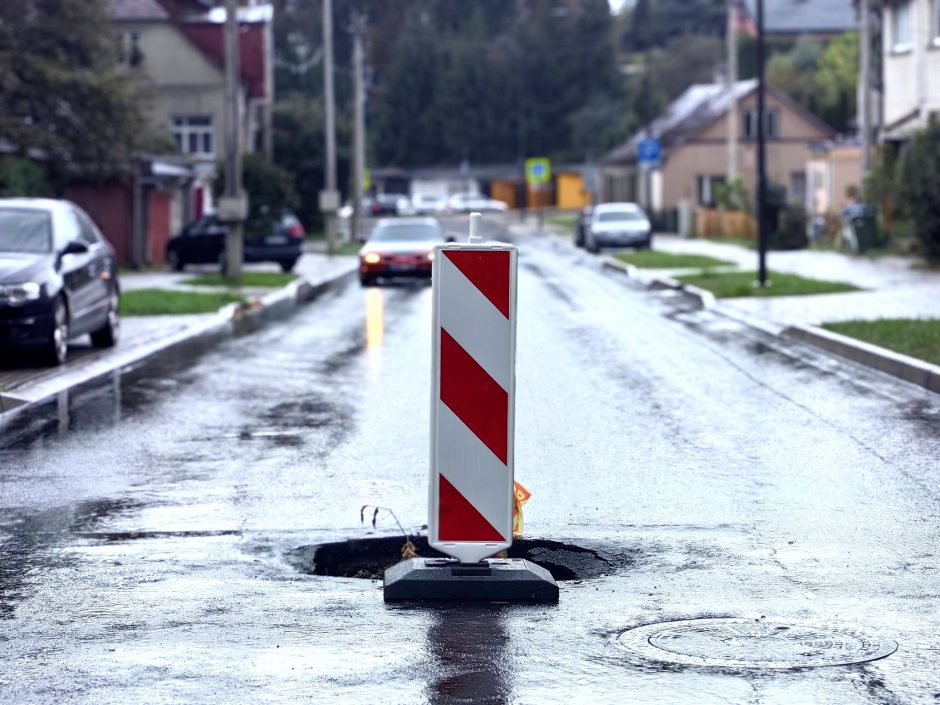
xmin=727 ymin=0 xmax=738 ymax=182
xmin=350 ymin=13 xmax=367 ymax=244
xmin=756 ymin=0 xmax=768 ymax=287
xmin=860 ymin=0 xmax=873 ymax=177
xmin=321 ymin=0 xmax=339 ymax=254
xmin=221 ymin=0 xmax=245 ymax=279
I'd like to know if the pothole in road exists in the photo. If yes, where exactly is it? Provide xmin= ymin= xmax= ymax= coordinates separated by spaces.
xmin=616 ymin=618 xmax=897 ymax=669
xmin=287 ymin=536 xmax=615 ymax=581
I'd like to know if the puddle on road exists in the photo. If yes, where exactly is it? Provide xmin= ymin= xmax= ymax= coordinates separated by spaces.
xmin=287 ymin=536 xmax=619 ymax=581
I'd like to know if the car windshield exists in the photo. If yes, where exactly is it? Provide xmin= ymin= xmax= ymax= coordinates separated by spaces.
xmin=371 ymin=224 xmax=442 ymax=242
xmin=0 ymin=209 xmax=53 ymax=254
xmin=598 ymin=211 xmax=645 ymax=223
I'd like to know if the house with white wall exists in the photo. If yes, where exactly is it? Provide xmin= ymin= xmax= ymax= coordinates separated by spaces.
xmin=882 ymin=0 xmax=940 ymax=141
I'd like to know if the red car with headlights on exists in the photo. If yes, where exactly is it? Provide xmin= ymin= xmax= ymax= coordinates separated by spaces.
xmin=359 ymin=217 xmax=445 ymax=287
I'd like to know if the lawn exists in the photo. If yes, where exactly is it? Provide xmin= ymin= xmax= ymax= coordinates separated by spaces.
xmin=547 ymin=214 xmax=577 ymax=229
xmin=121 ymin=289 xmax=245 ymax=316
xmin=330 ymin=241 xmax=362 ymax=256
xmin=823 ymin=319 xmax=940 ymax=366
xmin=615 ymin=251 xmax=734 ymax=269
xmin=676 ymin=270 xmax=860 ymax=298
xmin=183 ymin=272 xmax=298 ymax=288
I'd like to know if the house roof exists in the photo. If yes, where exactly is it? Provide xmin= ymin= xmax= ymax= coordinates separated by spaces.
xmin=603 ymin=79 xmax=835 ymax=165
xmin=740 ymin=0 xmax=858 ymax=34
xmin=110 ymin=0 xmax=270 ymax=101
xmin=111 ymin=0 xmax=170 ymax=21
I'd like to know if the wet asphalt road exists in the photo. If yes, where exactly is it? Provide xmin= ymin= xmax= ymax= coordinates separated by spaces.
xmin=1 ymin=218 xmax=939 ymax=704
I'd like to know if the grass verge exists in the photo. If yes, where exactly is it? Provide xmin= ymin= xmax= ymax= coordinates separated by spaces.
xmin=328 ymin=241 xmax=362 ymax=256
xmin=676 ymin=270 xmax=860 ymax=298
xmin=183 ymin=272 xmax=298 ymax=288
xmin=121 ymin=289 xmax=245 ymax=316
xmin=546 ymin=215 xmax=577 ymax=229
xmin=822 ymin=319 xmax=940 ymax=366
xmin=615 ymin=251 xmax=734 ymax=269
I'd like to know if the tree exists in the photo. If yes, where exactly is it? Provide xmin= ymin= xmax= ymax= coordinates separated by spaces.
xmin=0 ymin=0 xmax=146 ymax=183
xmin=898 ymin=119 xmax=940 ymax=263
xmin=815 ymin=31 xmax=860 ymax=134
xmin=650 ymin=35 xmax=725 ymax=102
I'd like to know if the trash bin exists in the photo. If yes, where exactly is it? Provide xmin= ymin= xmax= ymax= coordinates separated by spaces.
xmin=841 ymin=204 xmax=879 ymax=253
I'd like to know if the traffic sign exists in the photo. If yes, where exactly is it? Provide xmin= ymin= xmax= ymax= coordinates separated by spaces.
xmin=429 ymin=236 xmax=517 ymax=564
xmin=525 ymin=157 xmax=552 ymax=186
xmin=637 ymin=138 xmax=662 ymax=166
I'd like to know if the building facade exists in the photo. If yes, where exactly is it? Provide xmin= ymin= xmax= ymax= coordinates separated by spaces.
xmin=601 ymin=81 xmax=835 ymax=220
xmin=882 ymin=0 xmax=940 ymax=140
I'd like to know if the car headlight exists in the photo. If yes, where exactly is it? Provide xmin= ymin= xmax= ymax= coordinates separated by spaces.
xmin=427 ymin=252 xmax=435 ymax=261
xmin=0 ymin=282 xmax=42 ymax=304
xmin=363 ymin=252 xmax=382 ymax=264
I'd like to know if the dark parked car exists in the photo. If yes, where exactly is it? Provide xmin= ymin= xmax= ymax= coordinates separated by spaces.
xmin=0 ymin=198 xmax=120 ymax=365
xmin=166 ymin=207 xmax=305 ymax=273
xmin=574 ymin=205 xmax=593 ymax=247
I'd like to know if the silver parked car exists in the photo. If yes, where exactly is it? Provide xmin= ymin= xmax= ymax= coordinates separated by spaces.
xmin=585 ymin=202 xmax=652 ymax=253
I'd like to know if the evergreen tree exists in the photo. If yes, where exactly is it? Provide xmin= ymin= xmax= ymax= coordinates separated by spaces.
xmin=0 ymin=0 xmax=145 ymax=181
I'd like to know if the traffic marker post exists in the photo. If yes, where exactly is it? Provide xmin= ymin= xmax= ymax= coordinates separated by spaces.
xmin=384 ymin=213 xmax=558 ymax=603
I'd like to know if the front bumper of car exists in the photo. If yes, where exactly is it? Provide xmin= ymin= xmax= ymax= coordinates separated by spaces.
xmin=360 ymin=253 xmax=433 ymax=279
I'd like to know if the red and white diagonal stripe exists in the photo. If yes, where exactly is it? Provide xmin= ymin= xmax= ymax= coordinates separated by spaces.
xmin=430 ymin=246 xmax=516 ymax=563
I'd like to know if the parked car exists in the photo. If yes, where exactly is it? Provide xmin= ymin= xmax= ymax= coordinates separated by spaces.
xmin=574 ymin=205 xmax=593 ymax=247
xmin=166 ymin=207 xmax=305 ymax=273
xmin=0 ymin=198 xmax=120 ymax=366
xmin=358 ymin=217 xmax=447 ymax=286
xmin=447 ymin=193 xmax=509 ymax=213
xmin=585 ymin=202 xmax=652 ymax=253
xmin=411 ymin=193 xmax=448 ymax=215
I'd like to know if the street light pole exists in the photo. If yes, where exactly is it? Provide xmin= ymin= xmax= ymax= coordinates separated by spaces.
xmin=756 ymin=0 xmax=768 ymax=287
xmin=727 ymin=0 xmax=738 ymax=182
xmin=860 ymin=0 xmax=872 ymax=177
xmin=323 ymin=0 xmax=338 ymax=254
xmin=223 ymin=0 xmax=244 ymax=279
xmin=350 ymin=13 xmax=367 ymax=244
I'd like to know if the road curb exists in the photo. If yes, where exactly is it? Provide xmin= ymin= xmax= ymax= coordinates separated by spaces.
xmin=783 ymin=324 xmax=940 ymax=394
xmin=601 ymin=256 xmax=714 ymax=309
xmin=0 ymin=264 xmax=358 ymax=416
xmin=601 ymin=254 xmax=939 ymax=394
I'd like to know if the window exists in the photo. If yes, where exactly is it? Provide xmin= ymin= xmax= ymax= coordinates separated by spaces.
xmin=892 ymin=0 xmax=913 ymax=52
xmin=171 ymin=116 xmax=214 ymax=158
xmin=74 ymin=208 xmax=103 ymax=245
xmin=789 ymin=172 xmax=807 ymax=207
xmin=743 ymin=108 xmax=779 ymax=140
xmin=933 ymin=0 xmax=940 ymax=44
xmin=118 ymin=31 xmax=143 ymax=67
xmin=697 ymin=175 xmax=726 ymax=207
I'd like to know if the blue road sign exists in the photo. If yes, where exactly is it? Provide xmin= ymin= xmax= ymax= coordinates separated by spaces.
xmin=637 ymin=138 xmax=662 ymax=166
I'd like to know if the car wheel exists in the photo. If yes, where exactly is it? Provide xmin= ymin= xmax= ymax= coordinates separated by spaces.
xmin=587 ymin=237 xmax=600 ymax=254
xmin=637 ymin=237 xmax=652 ymax=250
xmin=168 ymin=249 xmax=184 ymax=272
xmin=90 ymin=287 xmax=120 ymax=348
xmin=42 ymin=297 xmax=69 ymax=366
xmin=279 ymin=258 xmax=298 ymax=273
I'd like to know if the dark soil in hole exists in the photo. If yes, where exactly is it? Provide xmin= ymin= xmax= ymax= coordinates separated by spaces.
xmin=286 ymin=536 xmax=617 ymax=581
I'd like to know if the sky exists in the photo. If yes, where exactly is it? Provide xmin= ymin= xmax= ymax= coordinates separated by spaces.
xmin=608 ymin=0 xmax=630 ymax=14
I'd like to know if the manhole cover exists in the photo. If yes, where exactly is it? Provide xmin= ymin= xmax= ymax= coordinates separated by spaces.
xmin=617 ymin=618 xmax=897 ymax=669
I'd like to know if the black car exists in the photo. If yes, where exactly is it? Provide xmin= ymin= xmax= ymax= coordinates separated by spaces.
xmin=0 ymin=199 xmax=120 ymax=365
xmin=166 ymin=208 xmax=305 ymax=273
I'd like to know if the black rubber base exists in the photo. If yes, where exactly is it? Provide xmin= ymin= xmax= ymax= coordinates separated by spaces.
xmin=383 ymin=557 xmax=559 ymax=603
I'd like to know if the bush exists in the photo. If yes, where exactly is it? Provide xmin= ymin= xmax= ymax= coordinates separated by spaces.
xmin=214 ymin=153 xmax=298 ymax=216
xmin=714 ymin=176 xmax=751 ymax=212
xmin=0 ymin=156 xmax=52 ymax=197
xmin=898 ymin=118 xmax=940 ymax=263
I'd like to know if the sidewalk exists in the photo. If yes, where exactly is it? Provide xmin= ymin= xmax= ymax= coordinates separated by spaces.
xmin=0 ymin=253 xmax=357 ymax=412
xmin=651 ymin=235 xmax=940 ymax=328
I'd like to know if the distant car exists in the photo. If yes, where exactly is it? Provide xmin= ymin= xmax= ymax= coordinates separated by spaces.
xmin=586 ymin=202 xmax=652 ymax=253
xmin=358 ymin=217 xmax=446 ymax=286
xmin=574 ymin=205 xmax=593 ymax=247
xmin=371 ymin=193 xmax=413 ymax=216
xmin=0 ymin=198 xmax=120 ymax=366
xmin=167 ymin=207 xmax=305 ymax=273
xmin=412 ymin=193 xmax=447 ymax=215
xmin=447 ymin=193 xmax=508 ymax=213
